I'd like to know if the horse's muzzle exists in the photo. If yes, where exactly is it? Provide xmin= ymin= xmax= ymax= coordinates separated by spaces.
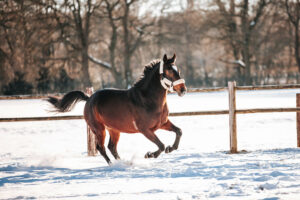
xmin=177 ymin=87 xmax=187 ymax=97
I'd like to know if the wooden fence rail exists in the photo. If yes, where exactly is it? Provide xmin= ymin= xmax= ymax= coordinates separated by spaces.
xmin=1 ymin=107 xmax=300 ymax=122
xmin=1 ymin=83 xmax=300 ymax=154
xmin=1 ymin=84 xmax=300 ymax=100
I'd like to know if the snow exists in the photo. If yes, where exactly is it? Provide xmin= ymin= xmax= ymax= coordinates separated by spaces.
xmin=1 ymin=89 xmax=300 ymax=199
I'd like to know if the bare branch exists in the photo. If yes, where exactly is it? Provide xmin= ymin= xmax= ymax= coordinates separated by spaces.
xmin=249 ymin=0 xmax=267 ymax=30
xmin=285 ymin=0 xmax=297 ymax=26
xmin=88 ymin=55 xmax=112 ymax=70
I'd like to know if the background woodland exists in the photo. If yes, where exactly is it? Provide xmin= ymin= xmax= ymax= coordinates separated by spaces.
xmin=0 ymin=0 xmax=299 ymax=94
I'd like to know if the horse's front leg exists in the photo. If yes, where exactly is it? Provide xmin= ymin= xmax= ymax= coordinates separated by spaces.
xmin=141 ymin=129 xmax=165 ymax=159
xmin=160 ymin=120 xmax=182 ymax=153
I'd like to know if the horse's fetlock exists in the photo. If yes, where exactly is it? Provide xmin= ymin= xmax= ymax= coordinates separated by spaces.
xmin=160 ymin=144 xmax=165 ymax=151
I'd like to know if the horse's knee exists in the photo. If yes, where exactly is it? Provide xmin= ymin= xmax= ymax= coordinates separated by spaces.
xmin=175 ymin=128 xmax=182 ymax=137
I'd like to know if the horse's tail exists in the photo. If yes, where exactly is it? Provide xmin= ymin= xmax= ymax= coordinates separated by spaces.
xmin=47 ymin=91 xmax=89 ymax=112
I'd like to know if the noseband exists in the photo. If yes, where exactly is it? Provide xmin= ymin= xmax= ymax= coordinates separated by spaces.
xmin=159 ymin=61 xmax=185 ymax=92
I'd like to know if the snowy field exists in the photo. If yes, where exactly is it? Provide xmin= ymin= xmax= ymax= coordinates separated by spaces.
xmin=1 ymin=89 xmax=300 ymax=199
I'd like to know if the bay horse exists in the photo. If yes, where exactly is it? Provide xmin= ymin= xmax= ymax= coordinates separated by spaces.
xmin=47 ymin=54 xmax=187 ymax=165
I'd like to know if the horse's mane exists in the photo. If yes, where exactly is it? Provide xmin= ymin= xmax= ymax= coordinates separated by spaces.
xmin=132 ymin=59 xmax=160 ymax=90
xmin=129 ymin=59 xmax=161 ymax=109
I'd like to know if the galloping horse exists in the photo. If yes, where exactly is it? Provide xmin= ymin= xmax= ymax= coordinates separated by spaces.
xmin=47 ymin=54 xmax=187 ymax=165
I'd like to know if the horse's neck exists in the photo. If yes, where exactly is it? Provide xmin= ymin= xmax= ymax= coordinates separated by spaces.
xmin=145 ymin=72 xmax=168 ymax=108
xmin=129 ymin=67 xmax=167 ymax=110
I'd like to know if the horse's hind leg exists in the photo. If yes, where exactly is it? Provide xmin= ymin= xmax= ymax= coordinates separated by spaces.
xmin=142 ymin=130 xmax=165 ymax=159
xmin=160 ymin=120 xmax=182 ymax=153
xmin=92 ymin=124 xmax=111 ymax=165
xmin=107 ymin=129 xmax=121 ymax=160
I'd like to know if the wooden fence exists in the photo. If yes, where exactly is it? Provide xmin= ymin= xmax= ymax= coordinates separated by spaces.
xmin=1 ymin=82 xmax=300 ymax=154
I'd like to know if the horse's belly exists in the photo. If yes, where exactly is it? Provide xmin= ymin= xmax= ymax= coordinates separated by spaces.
xmin=104 ymin=120 xmax=138 ymax=133
xmin=101 ymin=113 xmax=139 ymax=133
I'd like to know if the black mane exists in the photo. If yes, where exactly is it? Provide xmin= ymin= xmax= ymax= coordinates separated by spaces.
xmin=129 ymin=59 xmax=161 ymax=109
xmin=132 ymin=59 xmax=160 ymax=90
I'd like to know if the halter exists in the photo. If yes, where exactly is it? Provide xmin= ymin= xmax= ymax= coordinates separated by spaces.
xmin=159 ymin=61 xmax=185 ymax=92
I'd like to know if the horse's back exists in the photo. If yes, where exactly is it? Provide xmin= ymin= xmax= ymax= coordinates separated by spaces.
xmin=93 ymin=89 xmax=129 ymax=102
xmin=85 ymin=88 xmax=137 ymax=133
xmin=89 ymin=89 xmax=132 ymax=112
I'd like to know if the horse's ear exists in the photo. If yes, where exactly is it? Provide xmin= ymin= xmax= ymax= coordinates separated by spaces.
xmin=171 ymin=53 xmax=176 ymax=63
xmin=163 ymin=54 xmax=168 ymax=63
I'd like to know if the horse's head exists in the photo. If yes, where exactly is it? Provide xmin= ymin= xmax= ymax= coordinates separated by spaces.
xmin=160 ymin=54 xmax=187 ymax=97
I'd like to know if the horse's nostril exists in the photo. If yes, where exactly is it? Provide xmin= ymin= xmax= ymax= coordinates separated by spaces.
xmin=178 ymin=87 xmax=186 ymax=97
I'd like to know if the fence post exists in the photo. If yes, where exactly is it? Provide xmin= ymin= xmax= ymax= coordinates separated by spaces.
xmin=228 ymin=81 xmax=238 ymax=153
xmin=86 ymin=87 xmax=97 ymax=156
xmin=297 ymin=94 xmax=300 ymax=148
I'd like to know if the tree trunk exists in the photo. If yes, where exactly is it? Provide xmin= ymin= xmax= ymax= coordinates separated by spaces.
xmin=243 ymin=47 xmax=252 ymax=85
xmin=184 ymin=19 xmax=195 ymax=86
xmin=124 ymin=56 xmax=132 ymax=88
xmin=123 ymin=1 xmax=133 ymax=89
xmin=241 ymin=0 xmax=252 ymax=86
xmin=295 ymin=24 xmax=300 ymax=72
xmin=81 ymin=48 xmax=92 ymax=87
xmin=112 ymin=70 xmax=123 ymax=88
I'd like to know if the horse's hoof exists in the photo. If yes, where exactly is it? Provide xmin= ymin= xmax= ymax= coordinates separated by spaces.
xmin=145 ymin=152 xmax=153 ymax=158
xmin=145 ymin=151 xmax=156 ymax=158
xmin=165 ymin=146 xmax=172 ymax=153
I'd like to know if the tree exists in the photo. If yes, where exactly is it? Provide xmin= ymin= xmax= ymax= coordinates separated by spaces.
xmin=56 ymin=0 xmax=100 ymax=87
xmin=3 ymin=72 xmax=33 ymax=95
xmin=89 ymin=0 xmax=123 ymax=87
xmin=285 ymin=0 xmax=300 ymax=72
xmin=54 ymin=68 xmax=78 ymax=92
xmin=89 ymin=0 xmax=153 ymax=88
xmin=212 ymin=0 xmax=268 ymax=85
xmin=36 ymin=67 xmax=51 ymax=94
xmin=0 ymin=0 xmax=61 ymax=93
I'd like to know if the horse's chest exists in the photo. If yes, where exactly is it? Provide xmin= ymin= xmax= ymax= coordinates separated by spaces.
xmin=134 ymin=104 xmax=168 ymax=131
xmin=148 ymin=106 xmax=169 ymax=129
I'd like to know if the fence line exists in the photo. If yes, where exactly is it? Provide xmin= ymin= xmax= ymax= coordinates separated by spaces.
xmin=0 ymin=93 xmax=63 ymax=100
xmin=0 ymin=83 xmax=300 ymax=154
xmin=1 ymin=107 xmax=300 ymax=122
xmin=0 ymin=115 xmax=84 ymax=122
xmin=187 ymin=84 xmax=300 ymax=93
xmin=1 ymin=84 xmax=300 ymax=100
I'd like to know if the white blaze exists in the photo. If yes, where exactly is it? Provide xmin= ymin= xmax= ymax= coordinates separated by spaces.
xmin=172 ymin=65 xmax=178 ymax=72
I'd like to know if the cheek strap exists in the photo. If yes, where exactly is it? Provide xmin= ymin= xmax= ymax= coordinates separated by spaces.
xmin=159 ymin=61 xmax=185 ymax=92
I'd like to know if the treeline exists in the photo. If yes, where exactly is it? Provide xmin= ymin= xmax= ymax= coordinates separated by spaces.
xmin=0 ymin=0 xmax=299 ymax=95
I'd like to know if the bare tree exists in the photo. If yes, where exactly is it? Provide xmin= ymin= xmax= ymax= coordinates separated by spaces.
xmin=0 ymin=0 xmax=60 ymax=87
xmin=56 ymin=0 xmax=100 ymax=87
xmin=89 ymin=0 xmax=153 ymax=88
xmin=285 ymin=0 xmax=300 ymax=72
xmin=121 ymin=0 xmax=154 ymax=87
xmin=89 ymin=0 xmax=123 ymax=87
xmin=213 ymin=0 xmax=268 ymax=85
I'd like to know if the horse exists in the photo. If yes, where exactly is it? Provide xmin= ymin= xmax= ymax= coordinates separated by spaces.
xmin=47 ymin=54 xmax=187 ymax=165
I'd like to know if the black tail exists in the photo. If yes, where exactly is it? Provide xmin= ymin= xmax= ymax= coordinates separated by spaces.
xmin=47 ymin=91 xmax=89 ymax=112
